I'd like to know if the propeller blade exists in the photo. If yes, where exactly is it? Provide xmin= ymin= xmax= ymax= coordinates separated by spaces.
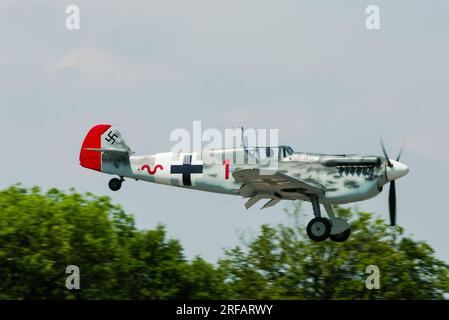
xmin=381 ymin=139 xmax=393 ymax=167
xmin=389 ymin=181 xmax=397 ymax=226
xmin=396 ymin=145 xmax=405 ymax=161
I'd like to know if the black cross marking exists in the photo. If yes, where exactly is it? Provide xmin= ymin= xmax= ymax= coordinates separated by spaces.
xmin=171 ymin=155 xmax=203 ymax=186
xmin=105 ymin=131 xmax=119 ymax=145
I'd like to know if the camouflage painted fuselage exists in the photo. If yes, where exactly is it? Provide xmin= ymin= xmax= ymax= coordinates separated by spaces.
xmin=101 ymin=147 xmax=388 ymax=205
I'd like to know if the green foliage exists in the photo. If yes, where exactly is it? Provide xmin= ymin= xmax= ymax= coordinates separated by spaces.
xmin=0 ymin=185 xmax=225 ymax=299
xmin=0 ymin=186 xmax=448 ymax=300
xmin=219 ymin=202 xmax=449 ymax=300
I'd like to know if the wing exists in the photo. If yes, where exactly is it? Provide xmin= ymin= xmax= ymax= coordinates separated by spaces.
xmin=232 ymin=169 xmax=325 ymax=209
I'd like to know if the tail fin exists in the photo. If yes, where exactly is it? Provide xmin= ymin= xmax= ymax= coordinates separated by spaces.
xmin=80 ymin=124 xmax=131 ymax=172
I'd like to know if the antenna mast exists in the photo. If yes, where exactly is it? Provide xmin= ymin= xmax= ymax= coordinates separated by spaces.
xmin=240 ymin=127 xmax=246 ymax=149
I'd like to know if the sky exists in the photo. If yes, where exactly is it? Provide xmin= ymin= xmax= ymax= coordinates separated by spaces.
xmin=1 ymin=0 xmax=448 ymax=263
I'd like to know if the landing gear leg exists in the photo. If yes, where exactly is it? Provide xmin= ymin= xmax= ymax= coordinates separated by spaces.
xmin=311 ymin=195 xmax=322 ymax=218
xmin=324 ymin=204 xmax=351 ymax=242
xmin=109 ymin=177 xmax=124 ymax=192
xmin=306 ymin=196 xmax=331 ymax=242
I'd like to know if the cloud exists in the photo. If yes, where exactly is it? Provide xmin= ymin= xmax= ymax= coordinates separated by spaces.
xmin=0 ymin=57 xmax=8 ymax=65
xmin=50 ymin=48 xmax=184 ymax=87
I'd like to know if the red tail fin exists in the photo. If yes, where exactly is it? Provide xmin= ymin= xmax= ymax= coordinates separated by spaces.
xmin=79 ymin=124 xmax=111 ymax=171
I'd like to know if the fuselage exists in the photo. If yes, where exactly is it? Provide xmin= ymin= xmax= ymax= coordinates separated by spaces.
xmin=99 ymin=147 xmax=391 ymax=205
xmin=80 ymin=125 xmax=409 ymax=206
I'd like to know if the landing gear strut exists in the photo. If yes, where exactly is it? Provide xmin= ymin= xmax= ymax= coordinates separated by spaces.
xmin=306 ymin=196 xmax=351 ymax=242
xmin=307 ymin=196 xmax=332 ymax=242
xmin=324 ymin=204 xmax=351 ymax=242
xmin=109 ymin=177 xmax=124 ymax=191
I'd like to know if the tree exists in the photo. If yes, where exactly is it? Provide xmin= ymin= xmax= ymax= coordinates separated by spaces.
xmin=219 ymin=202 xmax=449 ymax=300
xmin=0 ymin=185 xmax=225 ymax=299
xmin=1 ymin=186 xmax=448 ymax=300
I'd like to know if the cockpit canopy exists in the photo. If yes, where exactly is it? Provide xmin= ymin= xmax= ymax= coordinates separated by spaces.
xmin=246 ymin=145 xmax=294 ymax=161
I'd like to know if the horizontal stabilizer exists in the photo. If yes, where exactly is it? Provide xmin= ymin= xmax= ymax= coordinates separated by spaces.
xmin=83 ymin=147 xmax=130 ymax=154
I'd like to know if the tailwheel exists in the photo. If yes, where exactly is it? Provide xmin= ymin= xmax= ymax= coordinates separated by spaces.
xmin=307 ymin=217 xmax=332 ymax=242
xmin=329 ymin=228 xmax=351 ymax=242
xmin=108 ymin=178 xmax=122 ymax=192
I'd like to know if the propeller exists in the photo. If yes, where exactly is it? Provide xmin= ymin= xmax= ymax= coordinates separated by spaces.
xmin=380 ymin=140 xmax=404 ymax=227
xmin=381 ymin=140 xmax=393 ymax=167
xmin=389 ymin=180 xmax=396 ymax=226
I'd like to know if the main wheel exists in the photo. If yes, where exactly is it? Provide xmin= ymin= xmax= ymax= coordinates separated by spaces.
xmin=108 ymin=178 xmax=122 ymax=191
xmin=329 ymin=228 xmax=351 ymax=242
xmin=307 ymin=218 xmax=332 ymax=242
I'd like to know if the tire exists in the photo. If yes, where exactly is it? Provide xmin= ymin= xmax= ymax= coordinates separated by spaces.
xmin=108 ymin=178 xmax=122 ymax=191
xmin=307 ymin=218 xmax=332 ymax=242
xmin=329 ymin=228 xmax=351 ymax=243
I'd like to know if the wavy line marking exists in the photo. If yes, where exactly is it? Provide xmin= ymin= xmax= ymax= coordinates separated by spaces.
xmin=141 ymin=164 xmax=164 ymax=175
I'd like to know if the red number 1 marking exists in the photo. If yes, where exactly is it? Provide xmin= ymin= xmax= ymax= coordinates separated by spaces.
xmin=224 ymin=160 xmax=230 ymax=180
